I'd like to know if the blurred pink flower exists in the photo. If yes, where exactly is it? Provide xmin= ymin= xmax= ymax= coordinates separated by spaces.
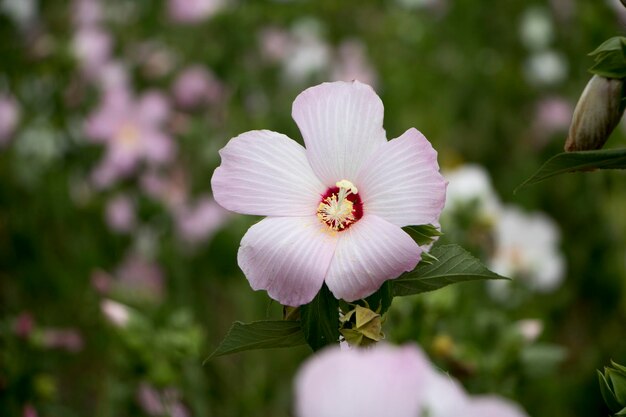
xmin=295 ymin=344 xmax=529 ymax=417
xmin=140 ymin=168 xmax=188 ymax=210
xmin=13 ymin=312 xmax=35 ymax=338
xmin=167 ymin=0 xmax=225 ymax=24
xmin=175 ymin=195 xmax=228 ymax=244
xmin=331 ymin=40 xmax=378 ymax=87
xmin=137 ymin=383 xmax=164 ymax=416
xmin=211 ymin=81 xmax=447 ymax=306
xmin=0 ymin=94 xmax=20 ymax=146
xmin=85 ymin=88 xmax=175 ymax=188
xmin=72 ymin=0 xmax=103 ymax=26
xmin=41 ymin=328 xmax=84 ymax=352
xmin=91 ymin=269 xmax=112 ymax=294
xmin=259 ymin=27 xmax=291 ymax=62
xmin=534 ymin=96 xmax=572 ymax=133
xmin=105 ymin=194 xmax=136 ymax=233
xmin=115 ymin=253 xmax=165 ymax=302
xmin=22 ymin=404 xmax=38 ymax=417
xmin=72 ymin=26 xmax=112 ymax=77
xmin=172 ymin=66 xmax=224 ymax=109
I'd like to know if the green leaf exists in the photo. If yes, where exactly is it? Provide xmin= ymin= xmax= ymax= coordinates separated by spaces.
xmin=204 ymin=320 xmax=306 ymax=361
xmin=364 ymin=281 xmax=393 ymax=315
xmin=300 ymin=284 xmax=340 ymax=351
xmin=608 ymin=368 xmax=626 ymax=405
xmin=515 ymin=149 xmax=626 ymax=192
xmin=403 ymin=224 xmax=443 ymax=247
xmin=392 ymin=244 xmax=506 ymax=297
xmin=599 ymin=370 xmax=623 ymax=414
xmin=616 ymin=406 xmax=626 ymax=415
xmin=589 ymin=37 xmax=626 ymax=79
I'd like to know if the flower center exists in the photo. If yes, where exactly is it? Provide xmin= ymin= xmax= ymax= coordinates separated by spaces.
xmin=317 ymin=179 xmax=363 ymax=232
xmin=116 ymin=122 xmax=141 ymax=150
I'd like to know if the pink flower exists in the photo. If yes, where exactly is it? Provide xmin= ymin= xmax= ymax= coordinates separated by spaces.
xmin=0 ymin=94 xmax=20 ymax=146
xmin=175 ymin=195 xmax=228 ymax=244
xmin=295 ymin=344 xmax=528 ymax=417
xmin=114 ymin=253 xmax=165 ymax=303
xmin=105 ymin=194 xmax=136 ymax=233
xmin=167 ymin=0 xmax=224 ymax=24
xmin=172 ymin=66 xmax=224 ymax=109
xmin=41 ymin=328 xmax=84 ymax=352
xmin=211 ymin=81 xmax=447 ymax=306
xmin=101 ymin=299 xmax=131 ymax=327
xmin=85 ymin=88 xmax=175 ymax=188
xmin=72 ymin=26 xmax=112 ymax=77
xmin=331 ymin=40 xmax=378 ymax=87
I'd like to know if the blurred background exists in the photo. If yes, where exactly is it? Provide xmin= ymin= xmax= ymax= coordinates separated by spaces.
xmin=1 ymin=0 xmax=626 ymax=416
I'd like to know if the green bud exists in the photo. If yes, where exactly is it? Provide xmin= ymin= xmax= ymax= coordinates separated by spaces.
xmin=598 ymin=361 xmax=626 ymax=414
xmin=564 ymin=75 xmax=625 ymax=152
xmin=339 ymin=304 xmax=384 ymax=347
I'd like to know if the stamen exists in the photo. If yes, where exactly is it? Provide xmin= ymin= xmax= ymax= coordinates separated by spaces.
xmin=317 ymin=179 xmax=363 ymax=232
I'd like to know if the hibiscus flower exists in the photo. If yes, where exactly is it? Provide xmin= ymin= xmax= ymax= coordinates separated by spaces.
xmin=211 ymin=81 xmax=446 ymax=306
xmin=294 ymin=343 xmax=529 ymax=417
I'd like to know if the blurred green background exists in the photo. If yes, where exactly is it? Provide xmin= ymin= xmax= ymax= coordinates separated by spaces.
xmin=1 ymin=0 xmax=626 ymax=416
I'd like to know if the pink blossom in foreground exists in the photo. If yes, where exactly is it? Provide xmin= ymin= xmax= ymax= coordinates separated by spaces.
xmin=211 ymin=81 xmax=447 ymax=306
xmin=172 ymin=66 xmax=224 ymax=109
xmin=295 ymin=344 xmax=529 ymax=417
xmin=85 ymin=88 xmax=174 ymax=188
xmin=167 ymin=0 xmax=224 ymax=24
xmin=0 ymin=94 xmax=20 ymax=146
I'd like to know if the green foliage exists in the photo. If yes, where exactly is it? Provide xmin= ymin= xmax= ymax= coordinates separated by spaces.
xmin=598 ymin=361 xmax=626 ymax=415
xmin=205 ymin=321 xmax=307 ymax=361
xmin=403 ymin=224 xmax=443 ymax=247
xmin=516 ymin=149 xmax=626 ymax=191
xmin=589 ymin=37 xmax=626 ymax=79
xmin=392 ymin=244 xmax=506 ymax=297
xmin=300 ymin=284 xmax=340 ymax=351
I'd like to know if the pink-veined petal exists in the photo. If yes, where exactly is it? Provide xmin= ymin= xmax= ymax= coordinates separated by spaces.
xmin=325 ymin=215 xmax=421 ymax=301
xmin=461 ymin=396 xmax=529 ymax=417
xmin=211 ymin=130 xmax=326 ymax=216
xmin=295 ymin=344 xmax=428 ymax=417
xmin=292 ymin=80 xmax=387 ymax=186
xmin=237 ymin=216 xmax=337 ymax=306
xmin=356 ymin=128 xmax=447 ymax=227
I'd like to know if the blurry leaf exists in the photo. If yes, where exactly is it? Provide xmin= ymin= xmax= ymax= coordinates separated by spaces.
xmin=403 ymin=224 xmax=443 ymax=246
xmin=617 ymin=407 xmax=626 ymax=416
xmin=392 ymin=245 xmax=506 ymax=297
xmin=300 ymin=284 xmax=340 ymax=351
xmin=589 ymin=37 xmax=626 ymax=78
xmin=521 ymin=344 xmax=568 ymax=377
xmin=612 ymin=360 xmax=626 ymax=375
xmin=515 ymin=149 xmax=626 ymax=191
xmin=204 ymin=320 xmax=306 ymax=361
xmin=364 ymin=281 xmax=393 ymax=315
xmin=599 ymin=370 xmax=623 ymax=413
xmin=608 ymin=368 xmax=626 ymax=404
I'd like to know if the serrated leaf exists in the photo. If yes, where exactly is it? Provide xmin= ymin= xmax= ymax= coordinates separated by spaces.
xmin=204 ymin=320 xmax=306 ymax=361
xmin=515 ymin=149 xmax=626 ymax=192
xmin=392 ymin=244 xmax=506 ymax=297
xmin=403 ymin=224 xmax=443 ymax=247
xmin=600 ymin=370 xmax=624 ymax=414
xmin=300 ymin=284 xmax=340 ymax=351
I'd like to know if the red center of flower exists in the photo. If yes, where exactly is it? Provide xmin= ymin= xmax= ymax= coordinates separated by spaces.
xmin=316 ymin=180 xmax=363 ymax=232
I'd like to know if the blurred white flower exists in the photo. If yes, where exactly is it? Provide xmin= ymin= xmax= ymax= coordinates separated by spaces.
xmin=1 ymin=0 xmax=37 ymax=26
xmin=72 ymin=26 xmax=112 ymax=77
xmin=519 ymin=7 xmax=554 ymax=50
xmin=0 ymin=94 xmax=20 ymax=146
xmin=524 ymin=50 xmax=568 ymax=86
xmin=517 ymin=319 xmax=543 ymax=343
xmin=443 ymin=164 xmax=501 ymax=223
xmin=295 ymin=343 xmax=529 ymax=417
xmin=101 ymin=299 xmax=131 ymax=327
xmin=283 ymin=19 xmax=331 ymax=83
xmin=489 ymin=206 xmax=565 ymax=293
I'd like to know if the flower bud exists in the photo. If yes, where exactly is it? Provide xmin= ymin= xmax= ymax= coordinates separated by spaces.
xmin=564 ymin=75 xmax=625 ymax=152
xmin=339 ymin=305 xmax=384 ymax=347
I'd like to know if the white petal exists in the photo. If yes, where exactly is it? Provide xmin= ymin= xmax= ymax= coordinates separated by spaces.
xmin=237 ymin=216 xmax=337 ymax=306
xmin=292 ymin=81 xmax=387 ymax=186
xmin=356 ymin=128 xmax=447 ymax=227
xmin=325 ymin=215 xmax=421 ymax=301
xmin=211 ymin=130 xmax=326 ymax=216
